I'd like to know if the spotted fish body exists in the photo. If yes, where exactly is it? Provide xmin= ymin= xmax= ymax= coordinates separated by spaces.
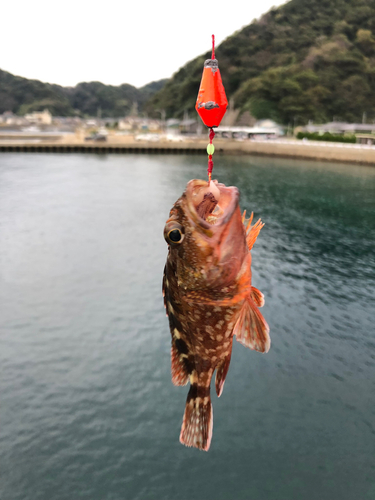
xmin=163 ymin=179 xmax=270 ymax=451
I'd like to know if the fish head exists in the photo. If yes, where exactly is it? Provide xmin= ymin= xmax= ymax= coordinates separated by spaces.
xmin=164 ymin=179 xmax=248 ymax=291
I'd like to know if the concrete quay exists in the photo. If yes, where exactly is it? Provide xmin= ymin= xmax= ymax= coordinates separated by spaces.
xmin=1 ymin=136 xmax=375 ymax=166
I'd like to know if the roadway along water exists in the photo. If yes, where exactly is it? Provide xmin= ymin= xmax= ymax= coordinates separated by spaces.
xmin=0 ymin=153 xmax=374 ymax=500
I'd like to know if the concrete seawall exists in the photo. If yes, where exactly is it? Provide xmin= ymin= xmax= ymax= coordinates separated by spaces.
xmin=1 ymin=138 xmax=375 ymax=166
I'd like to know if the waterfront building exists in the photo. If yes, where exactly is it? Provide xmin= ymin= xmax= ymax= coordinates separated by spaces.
xmin=24 ymin=109 xmax=52 ymax=125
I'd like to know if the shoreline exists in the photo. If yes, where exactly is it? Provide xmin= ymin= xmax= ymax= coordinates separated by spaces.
xmin=1 ymin=138 xmax=375 ymax=166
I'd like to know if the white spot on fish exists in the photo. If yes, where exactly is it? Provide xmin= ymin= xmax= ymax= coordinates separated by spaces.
xmin=173 ymin=328 xmax=181 ymax=339
xmin=168 ymin=302 xmax=174 ymax=314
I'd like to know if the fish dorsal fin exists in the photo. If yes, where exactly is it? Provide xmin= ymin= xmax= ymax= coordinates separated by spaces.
xmin=162 ymin=265 xmax=168 ymax=310
xmin=233 ymin=296 xmax=270 ymax=353
xmin=164 ymin=265 xmax=191 ymax=386
xmin=251 ymin=286 xmax=265 ymax=308
xmin=243 ymin=211 xmax=264 ymax=251
xmin=171 ymin=343 xmax=189 ymax=386
xmin=215 ymin=347 xmax=232 ymax=397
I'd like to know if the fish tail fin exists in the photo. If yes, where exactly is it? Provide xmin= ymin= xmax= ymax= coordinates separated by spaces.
xmin=180 ymin=383 xmax=213 ymax=451
xmin=245 ymin=213 xmax=264 ymax=251
xmin=234 ymin=296 xmax=270 ymax=353
xmin=215 ymin=348 xmax=232 ymax=397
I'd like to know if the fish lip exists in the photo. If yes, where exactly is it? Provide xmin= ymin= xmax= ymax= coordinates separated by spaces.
xmin=185 ymin=179 xmax=239 ymax=233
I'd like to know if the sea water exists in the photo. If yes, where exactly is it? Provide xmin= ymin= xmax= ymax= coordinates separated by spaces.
xmin=0 ymin=153 xmax=374 ymax=500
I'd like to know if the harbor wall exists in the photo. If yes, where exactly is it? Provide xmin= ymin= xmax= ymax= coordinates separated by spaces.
xmin=1 ymin=138 xmax=375 ymax=166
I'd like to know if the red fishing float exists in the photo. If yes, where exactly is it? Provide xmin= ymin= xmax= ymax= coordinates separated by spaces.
xmin=196 ymin=35 xmax=228 ymax=182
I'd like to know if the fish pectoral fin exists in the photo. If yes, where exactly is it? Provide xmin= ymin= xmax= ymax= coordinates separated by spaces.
xmin=215 ymin=348 xmax=232 ymax=397
xmin=233 ymin=296 xmax=270 ymax=353
xmin=251 ymin=286 xmax=265 ymax=308
xmin=245 ymin=214 xmax=264 ymax=251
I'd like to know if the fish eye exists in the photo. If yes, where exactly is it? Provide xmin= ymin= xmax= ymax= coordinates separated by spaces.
xmin=167 ymin=228 xmax=183 ymax=244
xmin=164 ymin=222 xmax=184 ymax=245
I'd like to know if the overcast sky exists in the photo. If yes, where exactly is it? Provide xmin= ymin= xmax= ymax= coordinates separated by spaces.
xmin=2 ymin=0 xmax=287 ymax=88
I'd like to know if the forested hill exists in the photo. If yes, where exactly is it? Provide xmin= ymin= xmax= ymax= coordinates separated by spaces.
xmin=147 ymin=0 xmax=375 ymax=124
xmin=0 ymin=69 xmax=168 ymax=117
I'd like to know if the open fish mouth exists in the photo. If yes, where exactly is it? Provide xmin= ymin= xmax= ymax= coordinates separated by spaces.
xmin=185 ymin=179 xmax=239 ymax=231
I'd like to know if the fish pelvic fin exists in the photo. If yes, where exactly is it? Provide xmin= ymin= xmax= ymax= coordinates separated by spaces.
xmin=251 ymin=286 xmax=265 ymax=308
xmin=180 ymin=381 xmax=213 ymax=451
xmin=234 ymin=296 xmax=270 ymax=353
xmin=245 ymin=212 xmax=264 ymax=251
xmin=215 ymin=348 xmax=232 ymax=397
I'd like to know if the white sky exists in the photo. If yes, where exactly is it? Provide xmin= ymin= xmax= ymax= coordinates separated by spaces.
xmin=1 ymin=0 xmax=287 ymax=88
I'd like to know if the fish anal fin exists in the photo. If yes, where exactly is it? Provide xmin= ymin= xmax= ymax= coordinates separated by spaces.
xmin=180 ymin=384 xmax=213 ymax=451
xmin=246 ymin=216 xmax=264 ymax=251
xmin=215 ymin=348 xmax=232 ymax=397
xmin=251 ymin=286 xmax=265 ymax=308
xmin=234 ymin=296 xmax=270 ymax=353
xmin=171 ymin=343 xmax=189 ymax=386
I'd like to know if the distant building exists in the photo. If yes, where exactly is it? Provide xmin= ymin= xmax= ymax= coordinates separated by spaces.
xmin=298 ymin=121 xmax=375 ymax=144
xmin=300 ymin=121 xmax=375 ymax=135
xmin=0 ymin=111 xmax=29 ymax=126
xmin=24 ymin=109 xmax=52 ymax=125
xmin=216 ymin=120 xmax=284 ymax=140
xmin=118 ymin=117 xmax=161 ymax=132
xmin=179 ymin=119 xmax=198 ymax=134
xmin=118 ymin=119 xmax=133 ymax=131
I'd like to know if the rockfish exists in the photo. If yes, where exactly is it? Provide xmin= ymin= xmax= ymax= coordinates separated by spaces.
xmin=162 ymin=179 xmax=270 ymax=451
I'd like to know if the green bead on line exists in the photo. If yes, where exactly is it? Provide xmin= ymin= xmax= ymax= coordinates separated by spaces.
xmin=207 ymin=143 xmax=215 ymax=155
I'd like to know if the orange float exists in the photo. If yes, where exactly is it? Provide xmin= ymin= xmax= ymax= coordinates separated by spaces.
xmin=196 ymin=35 xmax=228 ymax=128
xmin=196 ymin=35 xmax=228 ymax=181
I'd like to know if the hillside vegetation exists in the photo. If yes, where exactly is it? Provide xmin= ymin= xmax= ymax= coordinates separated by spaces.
xmin=148 ymin=0 xmax=375 ymax=124
xmin=0 ymin=69 xmax=167 ymax=117
xmin=4 ymin=0 xmax=375 ymax=124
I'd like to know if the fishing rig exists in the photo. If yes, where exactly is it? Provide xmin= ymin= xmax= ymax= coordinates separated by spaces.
xmin=195 ymin=35 xmax=228 ymax=183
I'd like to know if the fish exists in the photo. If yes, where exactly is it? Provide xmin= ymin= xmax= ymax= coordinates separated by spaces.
xmin=162 ymin=179 xmax=270 ymax=451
